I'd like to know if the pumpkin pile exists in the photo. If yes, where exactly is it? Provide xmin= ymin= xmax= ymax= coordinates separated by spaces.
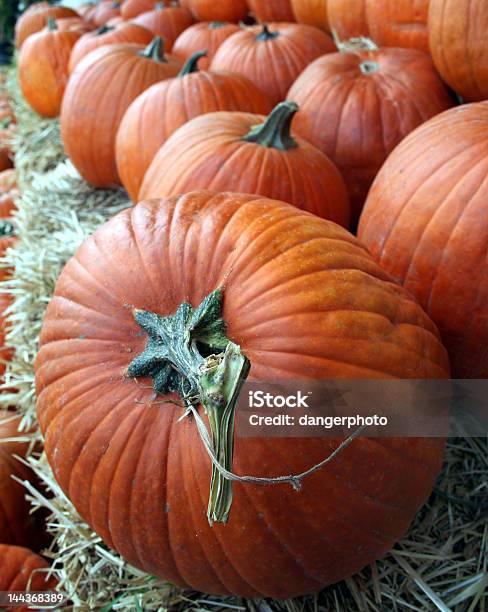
xmin=4 ymin=0 xmax=488 ymax=607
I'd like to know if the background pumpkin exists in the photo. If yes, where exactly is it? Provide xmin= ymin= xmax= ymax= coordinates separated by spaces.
xmin=15 ymin=4 xmax=79 ymax=49
xmin=291 ymin=0 xmax=329 ymax=31
xmin=172 ymin=21 xmax=241 ymax=70
xmin=116 ymin=51 xmax=272 ymax=201
xmin=36 ymin=191 xmax=448 ymax=598
xmin=287 ymin=47 xmax=454 ymax=225
xmin=327 ymin=0 xmax=369 ymax=40
xmin=428 ymin=0 xmax=488 ymax=102
xmin=69 ymin=22 xmax=153 ymax=73
xmin=0 ymin=170 xmax=17 ymax=218
xmin=186 ymin=0 xmax=248 ymax=23
xmin=248 ymin=0 xmax=296 ymax=22
xmin=358 ymin=102 xmax=488 ymax=379
xmin=366 ymin=0 xmax=430 ymax=53
xmin=140 ymin=103 xmax=350 ymax=225
xmin=19 ymin=19 xmax=82 ymax=118
xmin=211 ymin=23 xmax=335 ymax=107
xmin=0 ymin=131 xmax=14 ymax=172
xmin=89 ymin=1 xmax=122 ymax=27
xmin=61 ymin=37 xmax=182 ymax=188
xmin=52 ymin=17 xmax=94 ymax=35
xmin=132 ymin=2 xmax=194 ymax=51
xmin=121 ymin=0 xmax=159 ymax=19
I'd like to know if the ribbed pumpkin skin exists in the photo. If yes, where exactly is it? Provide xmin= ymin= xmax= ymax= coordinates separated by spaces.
xmin=187 ymin=0 xmax=248 ymax=23
xmin=366 ymin=0 xmax=430 ymax=52
xmin=428 ymin=0 xmax=488 ymax=102
xmin=52 ymin=17 xmax=94 ymax=35
xmin=0 ymin=545 xmax=57 ymax=603
xmin=291 ymin=0 xmax=329 ymax=31
xmin=248 ymin=0 xmax=296 ymax=22
xmin=172 ymin=22 xmax=241 ymax=70
xmin=121 ymin=0 xmax=158 ymax=19
xmin=116 ymin=72 xmax=272 ymax=201
xmin=212 ymin=24 xmax=335 ymax=107
xmin=19 ymin=26 xmax=81 ymax=118
xmin=327 ymin=0 xmax=369 ymax=39
xmin=133 ymin=4 xmax=194 ymax=51
xmin=89 ymin=1 xmax=121 ymax=27
xmin=359 ymin=103 xmax=488 ymax=378
xmin=36 ymin=192 xmax=448 ymax=598
xmin=15 ymin=5 xmax=79 ymax=49
xmin=69 ymin=23 xmax=153 ymax=73
xmin=61 ymin=43 xmax=182 ymax=188
xmin=287 ymin=48 xmax=454 ymax=224
xmin=139 ymin=112 xmax=350 ymax=225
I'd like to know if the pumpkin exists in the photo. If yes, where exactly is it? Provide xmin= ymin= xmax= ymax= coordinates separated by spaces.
xmin=0 ymin=127 xmax=15 ymax=172
xmin=0 ymin=545 xmax=57 ymax=606
xmin=77 ymin=2 xmax=98 ymax=19
xmin=106 ymin=15 xmax=124 ymax=26
xmin=0 ymin=170 xmax=17 ymax=218
xmin=19 ymin=19 xmax=82 ymax=118
xmin=212 ymin=23 xmax=335 ymax=107
xmin=140 ymin=102 xmax=350 ymax=225
xmin=172 ymin=21 xmax=241 ymax=70
xmin=52 ymin=16 xmax=94 ymax=35
xmin=132 ymin=2 xmax=194 ymax=51
xmin=358 ymin=102 xmax=488 ymax=378
xmin=15 ymin=4 xmax=79 ymax=49
xmin=186 ymin=0 xmax=248 ymax=23
xmin=287 ymin=47 xmax=454 ymax=225
xmin=366 ymin=0 xmax=430 ymax=53
xmin=116 ymin=51 xmax=272 ymax=201
xmin=428 ymin=0 xmax=488 ymax=102
xmin=69 ymin=22 xmax=153 ymax=73
xmin=89 ymin=1 xmax=122 ymax=27
xmin=61 ymin=37 xmax=182 ymax=187
xmin=327 ymin=0 xmax=369 ymax=40
xmin=248 ymin=0 xmax=296 ymax=22
xmin=121 ymin=0 xmax=159 ymax=19
xmin=291 ymin=0 xmax=329 ymax=31
xmin=36 ymin=190 xmax=448 ymax=598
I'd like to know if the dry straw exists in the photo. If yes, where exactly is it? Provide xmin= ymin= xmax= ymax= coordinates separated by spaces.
xmin=1 ymin=66 xmax=487 ymax=611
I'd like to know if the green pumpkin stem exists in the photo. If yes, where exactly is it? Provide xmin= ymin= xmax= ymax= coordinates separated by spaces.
xmin=96 ymin=25 xmax=114 ymax=35
xmin=178 ymin=50 xmax=207 ymax=76
xmin=127 ymin=289 xmax=250 ymax=526
xmin=256 ymin=24 xmax=279 ymax=41
xmin=140 ymin=36 xmax=166 ymax=62
xmin=0 ymin=219 xmax=15 ymax=238
xmin=243 ymin=101 xmax=299 ymax=151
xmin=47 ymin=17 xmax=57 ymax=31
xmin=209 ymin=22 xmax=226 ymax=29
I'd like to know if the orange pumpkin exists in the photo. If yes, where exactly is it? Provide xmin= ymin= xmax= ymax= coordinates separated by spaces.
xmin=52 ymin=16 xmax=95 ymax=35
xmin=0 ymin=127 xmax=15 ymax=172
xmin=172 ymin=21 xmax=241 ymax=70
xmin=140 ymin=103 xmax=350 ymax=225
xmin=327 ymin=0 xmax=369 ymax=40
xmin=116 ymin=51 xmax=272 ymax=201
xmin=132 ymin=2 xmax=194 ymax=51
xmin=121 ymin=0 xmax=159 ymax=19
xmin=428 ymin=0 xmax=488 ymax=102
xmin=287 ymin=47 xmax=454 ymax=225
xmin=366 ymin=0 xmax=430 ymax=52
xmin=69 ymin=22 xmax=153 ymax=73
xmin=186 ymin=0 xmax=248 ymax=22
xmin=248 ymin=0 xmax=296 ymax=22
xmin=291 ymin=0 xmax=329 ymax=31
xmin=36 ymin=190 xmax=448 ymax=598
xmin=212 ymin=23 xmax=335 ymax=106
xmin=89 ymin=0 xmax=122 ymax=26
xmin=19 ymin=19 xmax=82 ymax=118
xmin=358 ymin=102 xmax=488 ymax=378
xmin=15 ymin=4 xmax=79 ymax=48
xmin=61 ymin=38 xmax=182 ymax=187
xmin=0 ymin=170 xmax=17 ymax=218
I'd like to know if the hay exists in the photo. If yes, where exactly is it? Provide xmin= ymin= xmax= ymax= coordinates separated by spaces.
xmin=2 ymin=66 xmax=487 ymax=611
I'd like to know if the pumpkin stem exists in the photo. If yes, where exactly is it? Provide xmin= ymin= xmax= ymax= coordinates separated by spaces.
xmin=243 ymin=101 xmax=298 ymax=151
xmin=0 ymin=219 xmax=15 ymax=238
xmin=96 ymin=25 xmax=114 ymax=35
xmin=155 ymin=1 xmax=165 ymax=8
xmin=256 ymin=24 xmax=279 ymax=41
xmin=127 ymin=289 xmax=250 ymax=526
xmin=140 ymin=36 xmax=167 ymax=62
xmin=47 ymin=17 xmax=57 ymax=31
xmin=178 ymin=50 xmax=207 ymax=76
xmin=359 ymin=60 xmax=380 ymax=74
xmin=209 ymin=22 xmax=226 ymax=29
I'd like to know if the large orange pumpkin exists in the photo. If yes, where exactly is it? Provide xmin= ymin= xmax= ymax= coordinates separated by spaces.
xmin=172 ymin=21 xmax=240 ymax=69
xmin=358 ymin=103 xmax=488 ymax=378
xmin=291 ymin=0 xmax=329 ymax=31
xmin=287 ymin=47 xmax=454 ymax=225
xmin=327 ymin=0 xmax=369 ymax=40
xmin=248 ymin=0 xmax=296 ymax=22
xmin=36 ymin=191 xmax=448 ymax=598
xmin=132 ymin=2 xmax=194 ymax=51
xmin=140 ymin=103 xmax=350 ymax=225
xmin=69 ymin=22 xmax=153 ymax=73
xmin=116 ymin=51 xmax=272 ymax=201
xmin=61 ymin=38 xmax=182 ymax=188
xmin=186 ymin=0 xmax=248 ymax=23
xmin=19 ymin=19 xmax=82 ymax=118
xmin=212 ymin=23 xmax=335 ymax=107
xmin=15 ymin=4 xmax=79 ymax=48
xmin=428 ymin=0 xmax=488 ymax=102
xmin=366 ymin=0 xmax=430 ymax=52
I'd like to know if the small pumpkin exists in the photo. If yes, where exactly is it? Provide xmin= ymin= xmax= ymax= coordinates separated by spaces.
xmin=19 ymin=19 xmax=82 ymax=118
xmin=248 ymin=0 xmax=296 ymax=22
xmin=140 ymin=102 xmax=350 ymax=225
xmin=69 ymin=22 xmax=154 ymax=73
xmin=366 ymin=0 xmax=430 ymax=53
xmin=186 ymin=0 xmax=248 ymax=23
xmin=327 ymin=0 xmax=369 ymax=40
xmin=89 ymin=0 xmax=122 ymax=27
xmin=212 ymin=23 xmax=335 ymax=107
xmin=15 ymin=4 xmax=79 ymax=49
xmin=291 ymin=0 xmax=329 ymax=31
xmin=116 ymin=51 xmax=272 ymax=201
xmin=61 ymin=37 xmax=182 ymax=187
xmin=172 ymin=21 xmax=241 ymax=70
xmin=287 ymin=47 xmax=454 ymax=225
xmin=428 ymin=0 xmax=488 ymax=102
xmin=358 ymin=102 xmax=488 ymax=378
xmin=132 ymin=2 xmax=194 ymax=51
